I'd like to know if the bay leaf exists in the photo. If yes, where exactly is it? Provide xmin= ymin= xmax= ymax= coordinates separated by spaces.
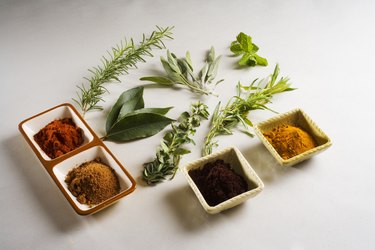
xmin=124 ymin=107 xmax=173 ymax=116
xmin=105 ymin=113 xmax=174 ymax=142
xmin=106 ymin=87 xmax=144 ymax=132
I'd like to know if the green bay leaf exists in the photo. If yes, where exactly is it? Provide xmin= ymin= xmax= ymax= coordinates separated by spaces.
xmin=124 ymin=107 xmax=173 ymax=116
xmin=105 ymin=113 xmax=174 ymax=142
xmin=106 ymin=86 xmax=144 ymax=132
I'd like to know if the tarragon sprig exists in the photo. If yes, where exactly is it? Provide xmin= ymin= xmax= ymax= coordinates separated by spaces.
xmin=73 ymin=26 xmax=174 ymax=115
xmin=203 ymin=64 xmax=295 ymax=156
xmin=143 ymin=102 xmax=209 ymax=185
xmin=140 ymin=47 xmax=223 ymax=95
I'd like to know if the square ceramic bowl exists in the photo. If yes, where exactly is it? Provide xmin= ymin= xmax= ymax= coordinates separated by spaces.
xmin=52 ymin=145 xmax=136 ymax=215
xmin=19 ymin=103 xmax=136 ymax=215
xmin=19 ymin=103 xmax=95 ymax=163
xmin=254 ymin=108 xmax=332 ymax=167
xmin=182 ymin=147 xmax=264 ymax=214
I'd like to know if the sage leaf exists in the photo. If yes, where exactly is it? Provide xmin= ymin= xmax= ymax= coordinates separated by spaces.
xmin=140 ymin=47 xmax=223 ymax=96
xmin=140 ymin=76 xmax=174 ymax=85
xmin=106 ymin=86 xmax=144 ymax=132
xmin=185 ymin=51 xmax=193 ymax=71
xmin=105 ymin=113 xmax=174 ymax=142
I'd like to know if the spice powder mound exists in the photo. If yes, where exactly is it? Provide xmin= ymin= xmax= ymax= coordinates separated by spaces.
xmin=34 ymin=118 xmax=84 ymax=159
xmin=263 ymin=124 xmax=316 ymax=160
xmin=189 ymin=159 xmax=248 ymax=207
xmin=65 ymin=158 xmax=120 ymax=206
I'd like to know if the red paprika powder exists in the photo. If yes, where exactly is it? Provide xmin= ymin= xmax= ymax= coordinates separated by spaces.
xmin=34 ymin=118 xmax=84 ymax=159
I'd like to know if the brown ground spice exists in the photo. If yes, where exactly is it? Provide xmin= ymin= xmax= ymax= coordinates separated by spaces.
xmin=263 ymin=124 xmax=316 ymax=160
xmin=189 ymin=159 xmax=248 ymax=206
xmin=34 ymin=118 xmax=84 ymax=159
xmin=65 ymin=158 xmax=120 ymax=206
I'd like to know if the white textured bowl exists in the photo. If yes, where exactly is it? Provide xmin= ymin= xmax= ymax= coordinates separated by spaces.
xmin=182 ymin=147 xmax=264 ymax=214
xmin=254 ymin=108 xmax=332 ymax=167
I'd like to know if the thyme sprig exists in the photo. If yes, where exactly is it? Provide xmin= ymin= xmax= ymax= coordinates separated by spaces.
xmin=203 ymin=64 xmax=295 ymax=156
xmin=143 ymin=102 xmax=209 ymax=185
xmin=73 ymin=26 xmax=174 ymax=115
xmin=140 ymin=47 xmax=223 ymax=95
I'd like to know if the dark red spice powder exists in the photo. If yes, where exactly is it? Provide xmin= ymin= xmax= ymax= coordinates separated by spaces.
xmin=34 ymin=118 xmax=84 ymax=159
xmin=189 ymin=159 xmax=248 ymax=206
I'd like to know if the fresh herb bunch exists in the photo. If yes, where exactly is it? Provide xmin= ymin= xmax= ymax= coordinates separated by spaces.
xmin=140 ymin=47 xmax=223 ymax=95
xmin=103 ymin=86 xmax=174 ymax=142
xmin=143 ymin=102 xmax=209 ymax=185
xmin=73 ymin=26 xmax=174 ymax=115
xmin=203 ymin=64 xmax=294 ymax=156
xmin=230 ymin=32 xmax=268 ymax=67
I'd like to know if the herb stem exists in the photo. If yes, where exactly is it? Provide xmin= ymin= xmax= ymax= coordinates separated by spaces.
xmin=143 ymin=102 xmax=209 ymax=185
xmin=73 ymin=26 xmax=174 ymax=115
xmin=203 ymin=64 xmax=294 ymax=156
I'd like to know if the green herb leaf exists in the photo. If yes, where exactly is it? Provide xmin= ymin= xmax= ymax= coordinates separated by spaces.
xmin=106 ymin=87 xmax=144 ymax=132
xmin=139 ymin=76 xmax=174 ymax=85
xmin=238 ymin=53 xmax=253 ymax=66
xmin=125 ymin=107 xmax=173 ymax=116
xmin=230 ymin=32 xmax=268 ymax=68
xmin=254 ymin=54 xmax=268 ymax=66
xmin=173 ymin=148 xmax=191 ymax=155
xmin=105 ymin=113 xmax=174 ymax=142
xmin=140 ymin=47 xmax=223 ymax=95
xmin=230 ymin=41 xmax=242 ymax=55
xmin=73 ymin=26 xmax=174 ymax=115
xmin=203 ymin=64 xmax=294 ymax=155
xmin=117 ymin=89 xmax=145 ymax=119
xmin=142 ymin=102 xmax=209 ymax=185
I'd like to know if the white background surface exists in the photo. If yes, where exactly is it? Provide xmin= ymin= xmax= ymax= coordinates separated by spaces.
xmin=1 ymin=0 xmax=375 ymax=249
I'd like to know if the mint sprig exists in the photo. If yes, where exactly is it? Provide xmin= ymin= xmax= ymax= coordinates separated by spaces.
xmin=230 ymin=32 xmax=268 ymax=67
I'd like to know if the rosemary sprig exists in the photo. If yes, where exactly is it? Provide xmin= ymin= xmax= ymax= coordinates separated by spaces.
xmin=73 ymin=26 xmax=174 ymax=115
xmin=140 ymin=47 xmax=223 ymax=95
xmin=203 ymin=64 xmax=295 ymax=156
xmin=143 ymin=102 xmax=209 ymax=185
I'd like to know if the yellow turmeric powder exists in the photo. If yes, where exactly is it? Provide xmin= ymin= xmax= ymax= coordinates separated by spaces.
xmin=263 ymin=124 xmax=316 ymax=160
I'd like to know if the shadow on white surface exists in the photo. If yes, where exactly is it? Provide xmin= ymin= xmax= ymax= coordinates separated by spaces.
xmin=4 ymin=135 xmax=82 ymax=231
xmin=242 ymin=142 xmax=312 ymax=184
xmin=164 ymin=184 xmax=247 ymax=232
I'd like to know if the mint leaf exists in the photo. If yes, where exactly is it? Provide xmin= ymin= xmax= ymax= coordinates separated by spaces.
xmin=230 ymin=32 xmax=268 ymax=67
xmin=230 ymin=42 xmax=243 ymax=55
xmin=254 ymin=54 xmax=268 ymax=66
